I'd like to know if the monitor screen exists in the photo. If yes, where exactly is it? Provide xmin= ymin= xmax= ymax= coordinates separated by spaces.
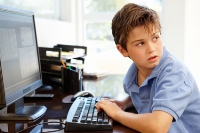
xmin=0 ymin=5 xmax=46 ymax=121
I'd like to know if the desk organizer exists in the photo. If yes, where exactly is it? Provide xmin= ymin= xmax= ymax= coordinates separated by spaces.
xmin=39 ymin=44 xmax=86 ymax=94
xmin=62 ymin=67 xmax=82 ymax=94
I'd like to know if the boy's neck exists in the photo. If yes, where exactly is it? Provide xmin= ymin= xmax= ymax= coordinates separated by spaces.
xmin=137 ymin=68 xmax=152 ymax=87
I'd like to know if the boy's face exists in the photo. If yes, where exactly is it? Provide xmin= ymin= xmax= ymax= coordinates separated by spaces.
xmin=117 ymin=24 xmax=163 ymax=71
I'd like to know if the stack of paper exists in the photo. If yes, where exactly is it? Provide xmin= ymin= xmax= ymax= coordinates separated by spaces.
xmin=83 ymin=69 xmax=109 ymax=78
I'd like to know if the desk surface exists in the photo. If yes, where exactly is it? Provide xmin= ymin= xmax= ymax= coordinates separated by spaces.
xmin=0 ymin=74 xmax=139 ymax=133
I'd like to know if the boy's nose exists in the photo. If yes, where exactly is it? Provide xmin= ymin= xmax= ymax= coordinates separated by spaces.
xmin=147 ymin=42 xmax=155 ymax=53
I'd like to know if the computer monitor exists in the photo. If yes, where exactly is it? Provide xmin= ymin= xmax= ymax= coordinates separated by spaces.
xmin=0 ymin=5 xmax=46 ymax=121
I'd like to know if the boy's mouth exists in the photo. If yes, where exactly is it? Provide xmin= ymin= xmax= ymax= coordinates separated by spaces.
xmin=148 ymin=56 xmax=157 ymax=60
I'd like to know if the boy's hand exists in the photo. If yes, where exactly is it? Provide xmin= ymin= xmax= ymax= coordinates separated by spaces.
xmin=95 ymin=99 xmax=123 ymax=119
xmin=104 ymin=96 xmax=133 ymax=111
xmin=107 ymin=99 xmax=126 ymax=110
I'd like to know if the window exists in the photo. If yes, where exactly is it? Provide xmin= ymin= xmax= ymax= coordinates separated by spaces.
xmin=0 ymin=0 xmax=60 ymax=19
xmin=80 ymin=0 xmax=162 ymax=54
xmin=78 ymin=0 xmax=162 ymax=74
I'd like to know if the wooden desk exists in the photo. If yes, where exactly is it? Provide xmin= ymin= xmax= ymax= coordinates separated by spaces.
xmin=0 ymin=74 xmax=139 ymax=133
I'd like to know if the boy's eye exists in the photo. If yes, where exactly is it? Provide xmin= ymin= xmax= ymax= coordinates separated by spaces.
xmin=153 ymin=36 xmax=159 ymax=41
xmin=137 ymin=42 xmax=144 ymax=46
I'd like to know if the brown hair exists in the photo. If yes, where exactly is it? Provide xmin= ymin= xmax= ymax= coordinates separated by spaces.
xmin=112 ymin=3 xmax=161 ymax=50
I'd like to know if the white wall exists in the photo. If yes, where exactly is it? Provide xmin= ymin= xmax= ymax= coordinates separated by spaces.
xmin=185 ymin=0 xmax=200 ymax=86
xmin=162 ymin=0 xmax=185 ymax=59
xmin=35 ymin=18 xmax=76 ymax=48
xmin=34 ymin=0 xmax=77 ymax=48
xmin=162 ymin=0 xmax=200 ymax=87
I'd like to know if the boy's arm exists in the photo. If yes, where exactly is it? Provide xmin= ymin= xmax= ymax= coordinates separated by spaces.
xmin=116 ymin=110 xmax=173 ymax=133
xmin=95 ymin=99 xmax=173 ymax=133
xmin=108 ymin=96 xmax=133 ymax=110
xmin=121 ymin=96 xmax=134 ymax=110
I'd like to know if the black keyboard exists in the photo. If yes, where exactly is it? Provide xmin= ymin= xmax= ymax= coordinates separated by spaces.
xmin=64 ymin=97 xmax=113 ymax=131
xmin=24 ymin=94 xmax=54 ymax=100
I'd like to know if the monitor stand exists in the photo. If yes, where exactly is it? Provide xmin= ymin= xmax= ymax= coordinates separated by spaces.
xmin=0 ymin=98 xmax=46 ymax=121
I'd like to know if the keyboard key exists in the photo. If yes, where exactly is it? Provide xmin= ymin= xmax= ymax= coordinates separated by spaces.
xmin=86 ymin=117 xmax=92 ymax=123
xmin=72 ymin=117 xmax=78 ymax=122
xmin=97 ymin=112 xmax=103 ymax=124
xmin=80 ymin=116 xmax=87 ymax=123
xmin=92 ymin=117 xmax=97 ymax=123
xmin=103 ymin=115 xmax=109 ymax=124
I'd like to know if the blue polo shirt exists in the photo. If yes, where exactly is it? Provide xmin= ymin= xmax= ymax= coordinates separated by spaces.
xmin=123 ymin=46 xmax=200 ymax=133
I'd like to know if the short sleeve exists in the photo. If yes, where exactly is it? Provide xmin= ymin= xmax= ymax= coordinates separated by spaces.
xmin=152 ymin=68 xmax=192 ymax=121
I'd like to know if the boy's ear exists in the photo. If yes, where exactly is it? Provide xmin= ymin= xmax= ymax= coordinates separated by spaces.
xmin=116 ymin=44 xmax=129 ymax=57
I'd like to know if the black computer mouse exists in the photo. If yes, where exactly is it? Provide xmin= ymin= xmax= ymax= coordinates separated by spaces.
xmin=71 ymin=90 xmax=95 ymax=101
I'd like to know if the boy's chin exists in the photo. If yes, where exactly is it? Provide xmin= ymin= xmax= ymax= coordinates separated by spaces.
xmin=150 ymin=63 xmax=159 ymax=68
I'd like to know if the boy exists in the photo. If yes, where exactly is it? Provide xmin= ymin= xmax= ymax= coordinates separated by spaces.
xmin=95 ymin=3 xmax=200 ymax=133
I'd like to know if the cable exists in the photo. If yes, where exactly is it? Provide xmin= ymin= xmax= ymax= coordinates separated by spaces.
xmin=16 ymin=122 xmax=65 ymax=133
